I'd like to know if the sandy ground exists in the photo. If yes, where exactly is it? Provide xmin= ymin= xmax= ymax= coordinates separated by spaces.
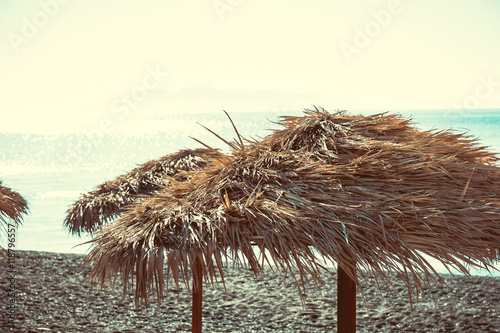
xmin=1 ymin=251 xmax=500 ymax=333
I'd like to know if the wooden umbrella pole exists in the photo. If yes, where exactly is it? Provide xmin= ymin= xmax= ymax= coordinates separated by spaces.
xmin=338 ymin=265 xmax=356 ymax=333
xmin=192 ymin=256 xmax=203 ymax=333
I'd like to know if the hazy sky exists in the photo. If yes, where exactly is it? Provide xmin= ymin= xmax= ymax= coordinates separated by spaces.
xmin=1 ymin=0 xmax=499 ymax=133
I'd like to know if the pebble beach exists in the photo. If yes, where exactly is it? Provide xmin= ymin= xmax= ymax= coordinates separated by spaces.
xmin=2 ymin=251 xmax=500 ymax=332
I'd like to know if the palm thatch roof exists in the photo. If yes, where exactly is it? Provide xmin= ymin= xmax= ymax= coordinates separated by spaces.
xmin=83 ymin=108 xmax=500 ymax=307
xmin=64 ymin=148 xmax=223 ymax=236
xmin=0 ymin=180 xmax=28 ymax=226
xmin=1 ymin=180 xmax=28 ymax=256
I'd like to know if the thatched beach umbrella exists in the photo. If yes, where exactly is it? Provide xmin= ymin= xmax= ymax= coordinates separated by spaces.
xmin=82 ymin=108 xmax=500 ymax=332
xmin=64 ymin=148 xmax=223 ymax=236
xmin=1 ymin=180 xmax=28 ymax=256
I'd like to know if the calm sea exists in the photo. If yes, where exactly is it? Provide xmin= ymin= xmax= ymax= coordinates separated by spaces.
xmin=1 ymin=109 xmax=499 ymax=277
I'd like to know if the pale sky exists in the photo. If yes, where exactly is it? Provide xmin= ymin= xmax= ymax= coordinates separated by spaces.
xmin=1 ymin=0 xmax=499 ymax=133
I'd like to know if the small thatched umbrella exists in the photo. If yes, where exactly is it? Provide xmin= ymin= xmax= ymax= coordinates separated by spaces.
xmin=1 ymin=180 xmax=29 ymax=257
xmin=82 ymin=108 xmax=500 ymax=332
xmin=64 ymin=148 xmax=223 ymax=236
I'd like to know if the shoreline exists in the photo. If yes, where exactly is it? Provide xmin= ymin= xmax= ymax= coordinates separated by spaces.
xmin=2 ymin=250 xmax=500 ymax=332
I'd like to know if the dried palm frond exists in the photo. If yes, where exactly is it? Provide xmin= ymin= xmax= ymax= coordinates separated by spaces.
xmin=1 ymin=180 xmax=29 ymax=257
xmin=83 ymin=107 xmax=500 ymax=307
xmin=0 ymin=181 xmax=28 ymax=226
xmin=64 ymin=148 xmax=223 ymax=236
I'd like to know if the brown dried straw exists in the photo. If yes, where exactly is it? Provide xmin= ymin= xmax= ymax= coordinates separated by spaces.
xmin=0 ymin=180 xmax=28 ymax=226
xmin=1 ymin=180 xmax=28 ymax=256
xmin=64 ymin=149 xmax=223 ymax=236
xmin=82 ymin=108 xmax=500 ymax=307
